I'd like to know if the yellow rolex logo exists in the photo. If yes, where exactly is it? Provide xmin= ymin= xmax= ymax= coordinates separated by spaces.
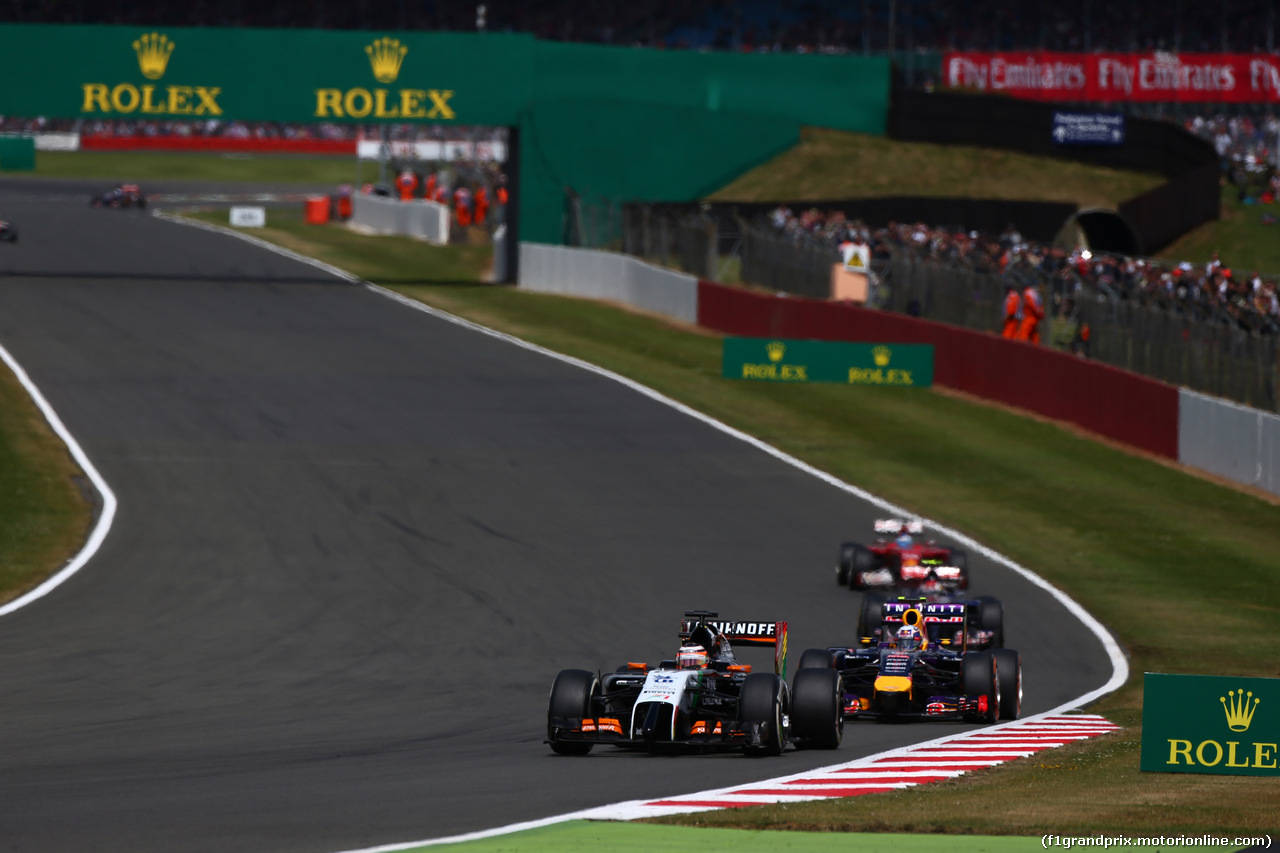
xmin=873 ymin=345 xmax=892 ymax=367
xmin=132 ymin=32 xmax=174 ymax=80
xmin=366 ymin=37 xmax=408 ymax=83
xmin=766 ymin=341 xmax=786 ymax=362
xmin=1222 ymin=689 xmax=1260 ymax=732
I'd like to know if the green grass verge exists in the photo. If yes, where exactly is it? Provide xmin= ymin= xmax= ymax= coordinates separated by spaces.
xmin=31 ymin=150 xmax=364 ymax=184
xmin=392 ymin=821 xmax=1239 ymax=853
xmin=0 ymin=358 xmax=92 ymax=606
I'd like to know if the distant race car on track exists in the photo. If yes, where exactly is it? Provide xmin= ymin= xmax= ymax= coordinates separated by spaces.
xmin=546 ymin=610 xmax=843 ymax=756
xmin=837 ymin=518 xmax=968 ymax=590
xmin=799 ymin=598 xmax=1021 ymax=723
xmin=90 ymin=184 xmax=147 ymax=209
xmin=0 ymin=219 xmax=15 ymax=242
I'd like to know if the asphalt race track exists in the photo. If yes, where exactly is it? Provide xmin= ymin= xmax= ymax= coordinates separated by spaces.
xmin=0 ymin=179 xmax=1117 ymax=853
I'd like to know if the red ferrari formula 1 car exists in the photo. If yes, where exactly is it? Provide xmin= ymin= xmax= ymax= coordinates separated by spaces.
xmin=836 ymin=518 xmax=968 ymax=591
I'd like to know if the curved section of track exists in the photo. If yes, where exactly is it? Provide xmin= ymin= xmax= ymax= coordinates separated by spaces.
xmin=0 ymin=181 xmax=1118 ymax=853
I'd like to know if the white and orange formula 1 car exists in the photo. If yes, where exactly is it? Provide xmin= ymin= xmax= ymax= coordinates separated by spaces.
xmin=546 ymin=610 xmax=843 ymax=756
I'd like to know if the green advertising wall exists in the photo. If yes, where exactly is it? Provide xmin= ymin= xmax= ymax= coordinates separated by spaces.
xmin=0 ymin=24 xmax=890 ymax=243
xmin=1141 ymin=673 xmax=1279 ymax=777
xmin=723 ymin=338 xmax=935 ymax=386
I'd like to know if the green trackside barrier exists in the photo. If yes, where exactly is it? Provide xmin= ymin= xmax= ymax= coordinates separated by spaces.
xmin=723 ymin=337 xmax=934 ymax=387
xmin=0 ymin=24 xmax=890 ymax=243
xmin=1141 ymin=673 xmax=1280 ymax=777
xmin=0 ymin=136 xmax=35 ymax=171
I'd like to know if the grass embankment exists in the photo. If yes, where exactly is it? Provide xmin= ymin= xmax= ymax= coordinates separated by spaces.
xmin=1160 ymin=183 xmax=1280 ymax=274
xmin=710 ymin=127 xmax=1167 ymax=209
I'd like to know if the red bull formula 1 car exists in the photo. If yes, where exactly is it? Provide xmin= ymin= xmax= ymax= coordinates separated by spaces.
xmin=90 ymin=184 xmax=147 ymax=209
xmin=799 ymin=598 xmax=1021 ymax=723
xmin=546 ymin=610 xmax=843 ymax=756
xmin=837 ymin=518 xmax=969 ymax=591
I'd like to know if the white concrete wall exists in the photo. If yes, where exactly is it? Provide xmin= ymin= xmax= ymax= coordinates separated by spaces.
xmin=1179 ymin=389 xmax=1280 ymax=497
xmin=517 ymin=243 xmax=698 ymax=325
xmin=350 ymin=194 xmax=450 ymax=245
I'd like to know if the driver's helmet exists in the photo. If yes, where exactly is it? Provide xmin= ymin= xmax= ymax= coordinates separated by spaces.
xmin=896 ymin=624 xmax=923 ymax=652
xmin=677 ymin=644 xmax=709 ymax=669
xmin=895 ymin=533 xmax=913 ymax=549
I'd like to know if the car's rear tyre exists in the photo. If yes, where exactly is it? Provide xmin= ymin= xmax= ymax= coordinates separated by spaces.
xmin=797 ymin=648 xmax=835 ymax=670
xmin=844 ymin=543 xmax=875 ymax=589
xmin=961 ymin=652 xmax=999 ymax=723
xmin=992 ymin=648 xmax=1022 ymax=720
xmin=950 ymin=549 xmax=968 ymax=570
xmin=837 ymin=542 xmax=855 ymax=586
xmin=547 ymin=669 xmax=598 ymax=755
xmin=858 ymin=592 xmax=887 ymax=638
xmin=977 ymin=595 xmax=1005 ymax=647
xmin=739 ymin=672 xmax=787 ymax=757
xmin=792 ymin=667 xmax=843 ymax=749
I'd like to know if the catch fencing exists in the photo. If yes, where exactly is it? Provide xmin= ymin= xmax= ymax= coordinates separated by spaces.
xmin=1078 ymin=297 xmax=1279 ymax=413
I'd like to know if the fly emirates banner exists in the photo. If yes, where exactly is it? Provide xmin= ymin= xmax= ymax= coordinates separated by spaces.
xmin=943 ymin=51 xmax=1280 ymax=103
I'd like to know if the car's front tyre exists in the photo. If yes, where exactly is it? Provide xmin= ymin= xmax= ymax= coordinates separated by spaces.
xmin=739 ymin=672 xmax=788 ymax=756
xmin=547 ymin=669 xmax=598 ymax=755
xmin=792 ymin=667 xmax=843 ymax=749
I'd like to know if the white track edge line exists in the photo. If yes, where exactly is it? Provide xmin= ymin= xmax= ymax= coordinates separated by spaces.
xmin=0 ymin=344 xmax=117 ymax=618
xmin=152 ymin=216 xmax=1130 ymax=853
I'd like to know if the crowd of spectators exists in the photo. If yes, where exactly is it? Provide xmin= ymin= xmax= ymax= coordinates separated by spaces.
xmin=2 ymin=0 xmax=1278 ymax=53
xmin=1188 ymin=114 xmax=1280 ymax=203
xmin=0 ymin=0 xmax=703 ymax=47
xmin=766 ymin=204 xmax=1280 ymax=339
xmin=0 ymin=115 xmax=507 ymax=146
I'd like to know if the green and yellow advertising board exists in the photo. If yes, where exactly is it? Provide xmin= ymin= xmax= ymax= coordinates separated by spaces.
xmin=1141 ymin=673 xmax=1279 ymax=776
xmin=722 ymin=338 xmax=934 ymax=387
xmin=0 ymin=25 xmax=890 ymax=244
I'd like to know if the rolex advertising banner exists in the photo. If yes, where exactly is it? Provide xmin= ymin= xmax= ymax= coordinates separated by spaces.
xmin=0 ymin=25 xmax=536 ymax=126
xmin=0 ymin=24 xmax=890 ymax=245
xmin=1141 ymin=673 xmax=1279 ymax=776
xmin=722 ymin=338 xmax=934 ymax=386
xmin=0 ymin=24 xmax=888 ymax=131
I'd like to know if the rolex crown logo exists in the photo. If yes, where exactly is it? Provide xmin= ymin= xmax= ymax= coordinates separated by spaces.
xmin=766 ymin=341 xmax=786 ymax=362
xmin=366 ymin=37 xmax=408 ymax=83
xmin=132 ymin=32 xmax=174 ymax=80
xmin=1221 ymin=689 xmax=1260 ymax=732
xmin=873 ymin=345 xmax=892 ymax=367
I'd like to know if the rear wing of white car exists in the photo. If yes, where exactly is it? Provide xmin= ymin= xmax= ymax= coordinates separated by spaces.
xmin=679 ymin=611 xmax=789 ymax=676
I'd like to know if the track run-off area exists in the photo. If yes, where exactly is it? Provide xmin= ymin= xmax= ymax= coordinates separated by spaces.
xmin=0 ymin=179 xmax=1121 ymax=853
